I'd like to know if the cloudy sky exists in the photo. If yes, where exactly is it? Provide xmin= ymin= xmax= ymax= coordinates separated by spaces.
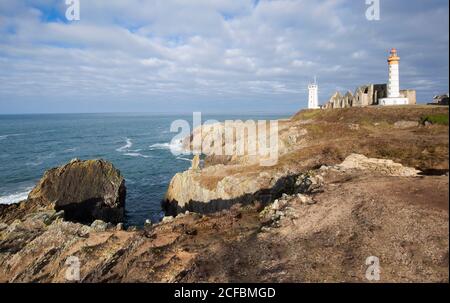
xmin=0 ymin=0 xmax=448 ymax=114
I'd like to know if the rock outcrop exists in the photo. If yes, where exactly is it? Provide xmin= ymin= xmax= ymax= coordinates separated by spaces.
xmin=1 ymin=159 xmax=126 ymax=224
xmin=163 ymin=106 xmax=449 ymax=217
xmin=162 ymin=154 xmax=423 ymax=215
xmin=337 ymin=154 xmax=421 ymax=176
xmin=0 ymin=160 xmax=448 ymax=283
xmin=0 ymin=106 xmax=448 ymax=283
xmin=163 ymin=165 xmax=298 ymax=215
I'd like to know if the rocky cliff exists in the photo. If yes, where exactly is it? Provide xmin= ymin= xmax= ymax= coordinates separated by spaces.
xmin=163 ymin=106 xmax=449 ymax=216
xmin=0 ymin=154 xmax=447 ymax=282
xmin=0 ymin=106 xmax=448 ymax=282
xmin=0 ymin=159 xmax=126 ymax=225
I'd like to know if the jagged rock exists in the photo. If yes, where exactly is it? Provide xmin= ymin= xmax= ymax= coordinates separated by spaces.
xmin=6 ymin=219 xmax=22 ymax=234
xmin=26 ymin=210 xmax=64 ymax=225
xmin=185 ymin=228 xmax=198 ymax=236
xmin=116 ymin=223 xmax=124 ymax=231
xmin=51 ymin=210 xmax=65 ymax=222
xmin=25 ymin=210 xmax=55 ymax=223
xmin=271 ymin=199 xmax=288 ymax=211
xmin=191 ymin=155 xmax=200 ymax=170
xmin=0 ymin=223 xmax=8 ymax=231
xmin=294 ymin=174 xmax=323 ymax=194
xmin=297 ymin=194 xmax=315 ymax=205
xmin=91 ymin=220 xmax=108 ymax=232
xmin=162 ymin=216 xmax=174 ymax=223
xmin=271 ymin=200 xmax=280 ymax=210
xmin=338 ymin=154 xmax=421 ymax=176
xmin=27 ymin=159 xmax=126 ymax=224
xmin=0 ymin=106 xmax=447 ymax=283
xmin=163 ymin=167 xmax=299 ymax=216
xmin=394 ymin=121 xmax=419 ymax=129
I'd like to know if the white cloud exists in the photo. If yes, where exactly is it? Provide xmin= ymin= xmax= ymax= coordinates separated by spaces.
xmin=0 ymin=0 xmax=448 ymax=113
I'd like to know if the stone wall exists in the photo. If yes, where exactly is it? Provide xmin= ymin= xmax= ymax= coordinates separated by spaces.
xmin=323 ymin=84 xmax=415 ymax=109
xmin=400 ymin=89 xmax=417 ymax=105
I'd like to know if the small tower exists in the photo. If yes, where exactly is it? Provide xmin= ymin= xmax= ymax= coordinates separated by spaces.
xmin=308 ymin=77 xmax=319 ymax=109
xmin=379 ymin=48 xmax=409 ymax=106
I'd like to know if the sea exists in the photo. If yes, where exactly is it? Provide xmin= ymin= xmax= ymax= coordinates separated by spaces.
xmin=0 ymin=113 xmax=288 ymax=226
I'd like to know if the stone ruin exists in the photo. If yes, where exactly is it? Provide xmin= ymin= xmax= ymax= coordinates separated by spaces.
xmin=323 ymin=84 xmax=416 ymax=109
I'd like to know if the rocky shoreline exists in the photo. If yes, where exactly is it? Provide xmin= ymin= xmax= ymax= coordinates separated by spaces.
xmin=0 ymin=106 xmax=448 ymax=282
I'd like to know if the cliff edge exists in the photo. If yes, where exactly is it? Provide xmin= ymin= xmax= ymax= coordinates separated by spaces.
xmin=0 ymin=106 xmax=448 ymax=282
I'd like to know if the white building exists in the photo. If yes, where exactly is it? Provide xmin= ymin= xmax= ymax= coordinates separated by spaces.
xmin=308 ymin=77 xmax=319 ymax=109
xmin=379 ymin=48 xmax=409 ymax=106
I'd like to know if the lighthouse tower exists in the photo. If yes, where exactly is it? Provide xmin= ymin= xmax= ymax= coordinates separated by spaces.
xmin=379 ymin=48 xmax=409 ymax=106
xmin=308 ymin=77 xmax=319 ymax=109
xmin=388 ymin=48 xmax=401 ymax=98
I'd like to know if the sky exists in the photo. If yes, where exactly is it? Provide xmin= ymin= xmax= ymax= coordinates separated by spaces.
xmin=0 ymin=0 xmax=448 ymax=114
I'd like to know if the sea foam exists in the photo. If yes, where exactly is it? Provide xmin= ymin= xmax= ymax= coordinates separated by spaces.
xmin=116 ymin=138 xmax=133 ymax=152
xmin=124 ymin=152 xmax=151 ymax=158
xmin=0 ymin=187 xmax=33 ymax=205
xmin=149 ymin=140 xmax=188 ymax=154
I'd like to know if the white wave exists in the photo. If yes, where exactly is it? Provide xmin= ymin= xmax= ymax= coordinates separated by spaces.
xmin=123 ymin=152 xmax=151 ymax=158
xmin=25 ymin=153 xmax=55 ymax=166
xmin=0 ymin=133 xmax=23 ymax=140
xmin=0 ymin=187 xmax=33 ymax=205
xmin=64 ymin=147 xmax=78 ymax=153
xmin=116 ymin=138 xmax=133 ymax=152
xmin=149 ymin=140 xmax=188 ymax=155
xmin=149 ymin=142 xmax=171 ymax=150
xmin=40 ymin=152 xmax=55 ymax=160
xmin=26 ymin=160 xmax=44 ymax=167
xmin=176 ymin=156 xmax=193 ymax=163
xmin=125 ymin=178 xmax=135 ymax=184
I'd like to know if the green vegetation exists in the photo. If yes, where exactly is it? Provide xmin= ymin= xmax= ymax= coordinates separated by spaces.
xmin=420 ymin=114 xmax=449 ymax=126
xmin=296 ymin=109 xmax=323 ymax=120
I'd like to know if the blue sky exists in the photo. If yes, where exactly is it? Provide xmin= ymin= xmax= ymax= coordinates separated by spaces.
xmin=0 ymin=0 xmax=448 ymax=114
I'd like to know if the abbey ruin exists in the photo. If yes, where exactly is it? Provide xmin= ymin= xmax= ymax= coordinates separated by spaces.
xmin=323 ymin=84 xmax=416 ymax=109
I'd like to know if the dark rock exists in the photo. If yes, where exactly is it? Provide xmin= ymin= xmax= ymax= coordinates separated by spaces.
xmin=27 ymin=159 xmax=126 ymax=224
xmin=185 ymin=228 xmax=198 ymax=236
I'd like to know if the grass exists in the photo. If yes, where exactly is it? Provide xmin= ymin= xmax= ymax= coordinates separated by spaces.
xmin=420 ymin=114 xmax=449 ymax=126
xmin=197 ymin=106 xmax=448 ymax=182
xmin=294 ymin=109 xmax=323 ymax=120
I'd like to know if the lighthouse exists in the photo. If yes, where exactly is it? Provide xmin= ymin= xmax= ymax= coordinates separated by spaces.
xmin=379 ymin=48 xmax=409 ymax=106
xmin=308 ymin=77 xmax=319 ymax=109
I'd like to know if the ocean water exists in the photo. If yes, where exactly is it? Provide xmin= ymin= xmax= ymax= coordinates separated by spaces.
xmin=0 ymin=113 xmax=287 ymax=226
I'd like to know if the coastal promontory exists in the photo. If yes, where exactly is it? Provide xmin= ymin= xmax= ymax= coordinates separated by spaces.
xmin=0 ymin=106 xmax=448 ymax=282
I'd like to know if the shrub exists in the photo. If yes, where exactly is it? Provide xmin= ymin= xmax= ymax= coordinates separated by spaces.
xmin=420 ymin=114 xmax=449 ymax=126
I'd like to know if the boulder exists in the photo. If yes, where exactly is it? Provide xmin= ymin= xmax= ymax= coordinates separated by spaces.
xmin=338 ymin=154 xmax=421 ymax=176
xmin=116 ymin=223 xmax=124 ymax=231
xmin=90 ymin=219 xmax=109 ymax=232
xmin=162 ymin=216 xmax=174 ymax=223
xmin=394 ymin=120 xmax=419 ymax=129
xmin=28 ymin=159 xmax=126 ymax=224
